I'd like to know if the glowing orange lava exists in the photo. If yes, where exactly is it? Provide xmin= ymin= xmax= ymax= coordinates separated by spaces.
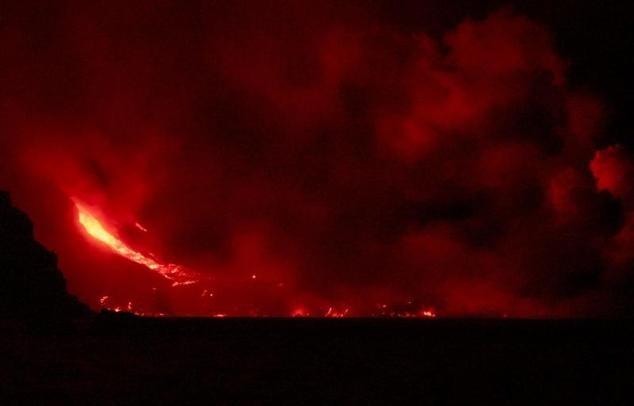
xmin=75 ymin=201 xmax=197 ymax=286
xmin=325 ymin=307 xmax=349 ymax=318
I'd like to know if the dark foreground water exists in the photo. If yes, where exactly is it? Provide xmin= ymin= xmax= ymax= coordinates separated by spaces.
xmin=2 ymin=317 xmax=633 ymax=404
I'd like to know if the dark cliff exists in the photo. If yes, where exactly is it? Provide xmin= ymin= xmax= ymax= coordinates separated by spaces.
xmin=0 ymin=190 xmax=90 ymax=319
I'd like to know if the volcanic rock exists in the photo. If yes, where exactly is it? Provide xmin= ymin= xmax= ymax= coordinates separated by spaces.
xmin=0 ymin=190 xmax=90 ymax=320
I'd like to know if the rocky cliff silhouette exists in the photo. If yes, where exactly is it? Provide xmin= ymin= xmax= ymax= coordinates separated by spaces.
xmin=0 ymin=190 xmax=90 ymax=320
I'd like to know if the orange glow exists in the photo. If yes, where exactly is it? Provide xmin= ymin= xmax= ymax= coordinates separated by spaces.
xmin=325 ymin=307 xmax=349 ymax=318
xmin=75 ymin=201 xmax=197 ymax=286
xmin=134 ymin=222 xmax=148 ymax=233
xmin=291 ymin=306 xmax=310 ymax=317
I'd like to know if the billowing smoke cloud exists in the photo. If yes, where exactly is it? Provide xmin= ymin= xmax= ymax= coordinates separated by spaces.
xmin=1 ymin=1 xmax=630 ymax=316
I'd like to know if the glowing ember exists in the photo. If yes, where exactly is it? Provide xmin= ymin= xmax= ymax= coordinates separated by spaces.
xmin=74 ymin=201 xmax=197 ymax=286
xmin=134 ymin=222 xmax=148 ymax=233
xmin=325 ymin=307 xmax=350 ymax=318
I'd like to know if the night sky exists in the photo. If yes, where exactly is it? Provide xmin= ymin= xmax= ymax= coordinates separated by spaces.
xmin=1 ymin=0 xmax=632 ymax=316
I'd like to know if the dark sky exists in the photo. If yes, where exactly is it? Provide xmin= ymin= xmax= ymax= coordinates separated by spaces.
xmin=1 ymin=0 xmax=633 ymax=316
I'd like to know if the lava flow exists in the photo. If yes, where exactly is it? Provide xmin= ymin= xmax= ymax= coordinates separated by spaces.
xmin=74 ymin=201 xmax=197 ymax=286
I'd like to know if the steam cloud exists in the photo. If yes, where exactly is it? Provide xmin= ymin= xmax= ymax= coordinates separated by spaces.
xmin=1 ymin=1 xmax=631 ymax=316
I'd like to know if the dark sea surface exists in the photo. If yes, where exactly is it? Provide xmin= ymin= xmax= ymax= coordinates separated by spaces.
xmin=2 ymin=317 xmax=633 ymax=404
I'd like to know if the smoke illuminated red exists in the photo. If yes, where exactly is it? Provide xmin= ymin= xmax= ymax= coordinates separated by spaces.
xmin=0 ymin=2 xmax=631 ymax=317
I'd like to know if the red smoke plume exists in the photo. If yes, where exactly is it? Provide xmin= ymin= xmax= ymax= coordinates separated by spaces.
xmin=0 ymin=1 xmax=630 ymax=316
